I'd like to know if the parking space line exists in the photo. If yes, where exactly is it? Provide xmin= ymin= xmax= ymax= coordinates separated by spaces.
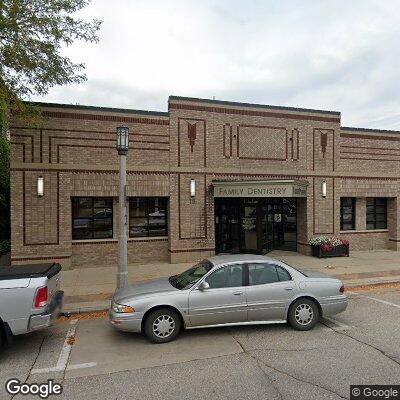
xmin=349 ymin=292 xmax=400 ymax=309
xmin=57 ymin=319 xmax=78 ymax=369
xmin=66 ymin=362 xmax=97 ymax=371
xmin=322 ymin=317 xmax=351 ymax=331
xmin=32 ymin=319 xmax=97 ymax=374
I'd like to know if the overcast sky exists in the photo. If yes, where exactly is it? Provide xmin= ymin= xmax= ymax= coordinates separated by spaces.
xmin=32 ymin=0 xmax=400 ymax=130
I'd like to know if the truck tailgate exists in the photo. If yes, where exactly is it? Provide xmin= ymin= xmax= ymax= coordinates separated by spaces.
xmin=46 ymin=267 xmax=62 ymax=303
xmin=0 ymin=263 xmax=62 ymax=280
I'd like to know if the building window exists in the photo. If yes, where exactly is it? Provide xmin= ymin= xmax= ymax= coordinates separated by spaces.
xmin=340 ymin=197 xmax=355 ymax=231
xmin=72 ymin=197 xmax=113 ymax=240
xmin=366 ymin=198 xmax=387 ymax=230
xmin=129 ymin=197 xmax=168 ymax=237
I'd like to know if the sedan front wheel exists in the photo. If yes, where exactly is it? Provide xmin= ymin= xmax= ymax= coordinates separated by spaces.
xmin=144 ymin=308 xmax=182 ymax=343
xmin=288 ymin=298 xmax=319 ymax=331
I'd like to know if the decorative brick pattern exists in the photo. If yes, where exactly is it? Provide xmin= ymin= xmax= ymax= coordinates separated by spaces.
xmin=9 ymin=98 xmax=400 ymax=268
xmin=237 ymin=125 xmax=288 ymax=161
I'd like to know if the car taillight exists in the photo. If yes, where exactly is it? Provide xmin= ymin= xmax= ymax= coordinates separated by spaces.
xmin=34 ymin=286 xmax=48 ymax=308
xmin=339 ymin=284 xmax=345 ymax=294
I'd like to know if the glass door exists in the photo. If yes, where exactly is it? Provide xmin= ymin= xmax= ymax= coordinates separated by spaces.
xmin=215 ymin=197 xmax=297 ymax=255
xmin=215 ymin=200 xmax=240 ymax=253
xmin=260 ymin=198 xmax=297 ymax=253
xmin=260 ymin=201 xmax=274 ymax=253
xmin=281 ymin=198 xmax=297 ymax=251
xmin=239 ymin=201 xmax=258 ymax=253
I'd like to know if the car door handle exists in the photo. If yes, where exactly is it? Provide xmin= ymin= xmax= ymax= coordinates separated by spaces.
xmin=284 ymin=287 xmax=293 ymax=291
xmin=233 ymin=292 xmax=243 ymax=295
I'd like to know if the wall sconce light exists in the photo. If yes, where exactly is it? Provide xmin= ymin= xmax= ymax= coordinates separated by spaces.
xmin=190 ymin=179 xmax=196 ymax=198
xmin=321 ymin=180 xmax=327 ymax=198
xmin=37 ymin=176 xmax=44 ymax=197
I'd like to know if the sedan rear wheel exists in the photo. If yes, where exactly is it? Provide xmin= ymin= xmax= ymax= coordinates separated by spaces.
xmin=144 ymin=308 xmax=181 ymax=344
xmin=288 ymin=298 xmax=319 ymax=331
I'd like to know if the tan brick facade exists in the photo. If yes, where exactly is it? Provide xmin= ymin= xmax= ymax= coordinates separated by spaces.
xmin=9 ymin=97 xmax=400 ymax=269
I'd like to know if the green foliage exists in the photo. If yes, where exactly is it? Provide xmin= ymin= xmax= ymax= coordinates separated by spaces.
xmin=0 ymin=239 xmax=10 ymax=255
xmin=0 ymin=134 xmax=10 ymax=242
xmin=0 ymin=0 xmax=101 ymax=246
xmin=0 ymin=0 xmax=101 ymax=125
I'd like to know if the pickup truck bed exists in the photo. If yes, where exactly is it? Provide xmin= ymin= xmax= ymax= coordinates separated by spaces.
xmin=0 ymin=263 xmax=63 ymax=346
xmin=0 ymin=263 xmax=61 ymax=280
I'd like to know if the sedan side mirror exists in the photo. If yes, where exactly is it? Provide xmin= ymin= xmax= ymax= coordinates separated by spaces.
xmin=198 ymin=281 xmax=210 ymax=291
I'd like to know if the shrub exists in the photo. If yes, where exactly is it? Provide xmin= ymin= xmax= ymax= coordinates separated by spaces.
xmin=321 ymin=243 xmax=333 ymax=252
xmin=0 ymin=239 xmax=10 ymax=255
xmin=308 ymin=236 xmax=349 ymax=248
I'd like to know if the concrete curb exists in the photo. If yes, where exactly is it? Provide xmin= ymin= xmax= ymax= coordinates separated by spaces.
xmin=345 ymin=278 xmax=400 ymax=289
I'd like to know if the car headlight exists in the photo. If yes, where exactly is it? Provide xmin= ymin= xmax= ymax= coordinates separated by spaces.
xmin=112 ymin=302 xmax=135 ymax=313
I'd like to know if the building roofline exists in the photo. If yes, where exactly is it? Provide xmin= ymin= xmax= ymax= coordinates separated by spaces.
xmin=169 ymin=95 xmax=341 ymax=116
xmin=26 ymin=101 xmax=169 ymax=118
xmin=341 ymin=126 xmax=400 ymax=135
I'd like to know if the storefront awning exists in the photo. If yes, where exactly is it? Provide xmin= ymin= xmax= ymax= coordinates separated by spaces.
xmin=213 ymin=179 xmax=308 ymax=198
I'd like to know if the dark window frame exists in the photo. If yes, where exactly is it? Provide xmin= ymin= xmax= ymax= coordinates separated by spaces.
xmin=366 ymin=198 xmax=387 ymax=230
xmin=129 ymin=197 xmax=168 ymax=238
xmin=72 ymin=197 xmax=113 ymax=240
xmin=204 ymin=263 xmax=246 ymax=289
xmin=340 ymin=197 xmax=356 ymax=231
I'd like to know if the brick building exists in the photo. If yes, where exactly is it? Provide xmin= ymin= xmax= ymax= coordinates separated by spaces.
xmin=9 ymin=96 xmax=400 ymax=269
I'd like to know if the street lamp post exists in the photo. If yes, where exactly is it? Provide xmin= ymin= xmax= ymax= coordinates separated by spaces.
xmin=116 ymin=126 xmax=129 ymax=289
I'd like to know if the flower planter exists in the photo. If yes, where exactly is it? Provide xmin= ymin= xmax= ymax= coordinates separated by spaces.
xmin=311 ymin=244 xmax=349 ymax=258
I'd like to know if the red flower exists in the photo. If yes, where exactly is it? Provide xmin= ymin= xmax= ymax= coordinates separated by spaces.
xmin=322 ymin=244 xmax=333 ymax=252
xmin=341 ymin=239 xmax=349 ymax=246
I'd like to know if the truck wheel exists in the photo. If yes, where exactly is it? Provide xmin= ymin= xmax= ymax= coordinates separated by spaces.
xmin=288 ymin=298 xmax=319 ymax=331
xmin=144 ymin=308 xmax=181 ymax=344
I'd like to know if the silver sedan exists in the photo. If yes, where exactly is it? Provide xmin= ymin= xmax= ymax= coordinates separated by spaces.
xmin=109 ymin=254 xmax=347 ymax=343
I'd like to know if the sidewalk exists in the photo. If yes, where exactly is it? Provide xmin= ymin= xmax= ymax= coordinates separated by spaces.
xmin=61 ymin=250 xmax=400 ymax=313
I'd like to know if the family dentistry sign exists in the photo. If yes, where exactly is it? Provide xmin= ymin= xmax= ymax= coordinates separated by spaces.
xmin=213 ymin=180 xmax=308 ymax=198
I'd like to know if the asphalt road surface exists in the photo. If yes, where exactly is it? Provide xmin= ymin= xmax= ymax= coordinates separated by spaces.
xmin=1 ymin=287 xmax=399 ymax=400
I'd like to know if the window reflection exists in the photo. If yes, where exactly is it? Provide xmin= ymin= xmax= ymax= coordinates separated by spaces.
xmin=72 ymin=197 xmax=113 ymax=240
xmin=129 ymin=197 xmax=168 ymax=237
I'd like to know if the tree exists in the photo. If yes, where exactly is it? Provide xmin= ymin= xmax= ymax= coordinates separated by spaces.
xmin=0 ymin=1 xmax=101 ymax=252
xmin=0 ymin=0 xmax=102 ymax=131
xmin=0 ymin=134 xmax=10 ymax=247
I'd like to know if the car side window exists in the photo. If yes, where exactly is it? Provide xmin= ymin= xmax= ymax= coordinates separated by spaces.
xmin=205 ymin=264 xmax=244 ymax=289
xmin=276 ymin=265 xmax=292 ymax=282
xmin=248 ymin=263 xmax=279 ymax=285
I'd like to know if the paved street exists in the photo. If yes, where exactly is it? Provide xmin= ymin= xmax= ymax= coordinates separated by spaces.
xmin=1 ymin=286 xmax=399 ymax=400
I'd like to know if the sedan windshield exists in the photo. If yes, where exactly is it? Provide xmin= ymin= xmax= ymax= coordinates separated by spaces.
xmin=169 ymin=260 xmax=213 ymax=290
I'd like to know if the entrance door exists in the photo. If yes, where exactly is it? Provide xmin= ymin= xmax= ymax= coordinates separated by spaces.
xmin=215 ymin=197 xmax=297 ymax=254
xmin=215 ymin=201 xmax=240 ymax=253
xmin=281 ymin=198 xmax=297 ymax=251
xmin=260 ymin=198 xmax=297 ymax=253
xmin=239 ymin=201 xmax=259 ymax=253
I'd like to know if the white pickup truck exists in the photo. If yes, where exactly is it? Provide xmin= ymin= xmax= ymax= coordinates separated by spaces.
xmin=0 ymin=263 xmax=64 ymax=347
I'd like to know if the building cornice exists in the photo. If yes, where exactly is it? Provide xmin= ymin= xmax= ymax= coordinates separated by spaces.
xmin=169 ymin=95 xmax=340 ymax=116
xmin=26 ymin=101 xmax=169 ymax=118
xmin=341 ymin=126 xmax=400 ymax=135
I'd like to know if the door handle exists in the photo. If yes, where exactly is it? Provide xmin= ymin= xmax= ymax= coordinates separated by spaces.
xmin=284 ymin=287 xmax=293 ymax=291
xmin=233 ymin=292 xmax=243 ymax=295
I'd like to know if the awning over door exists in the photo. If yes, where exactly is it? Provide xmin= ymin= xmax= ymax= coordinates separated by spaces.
xmin=213 ymin=179 xmax=308 ymax=198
